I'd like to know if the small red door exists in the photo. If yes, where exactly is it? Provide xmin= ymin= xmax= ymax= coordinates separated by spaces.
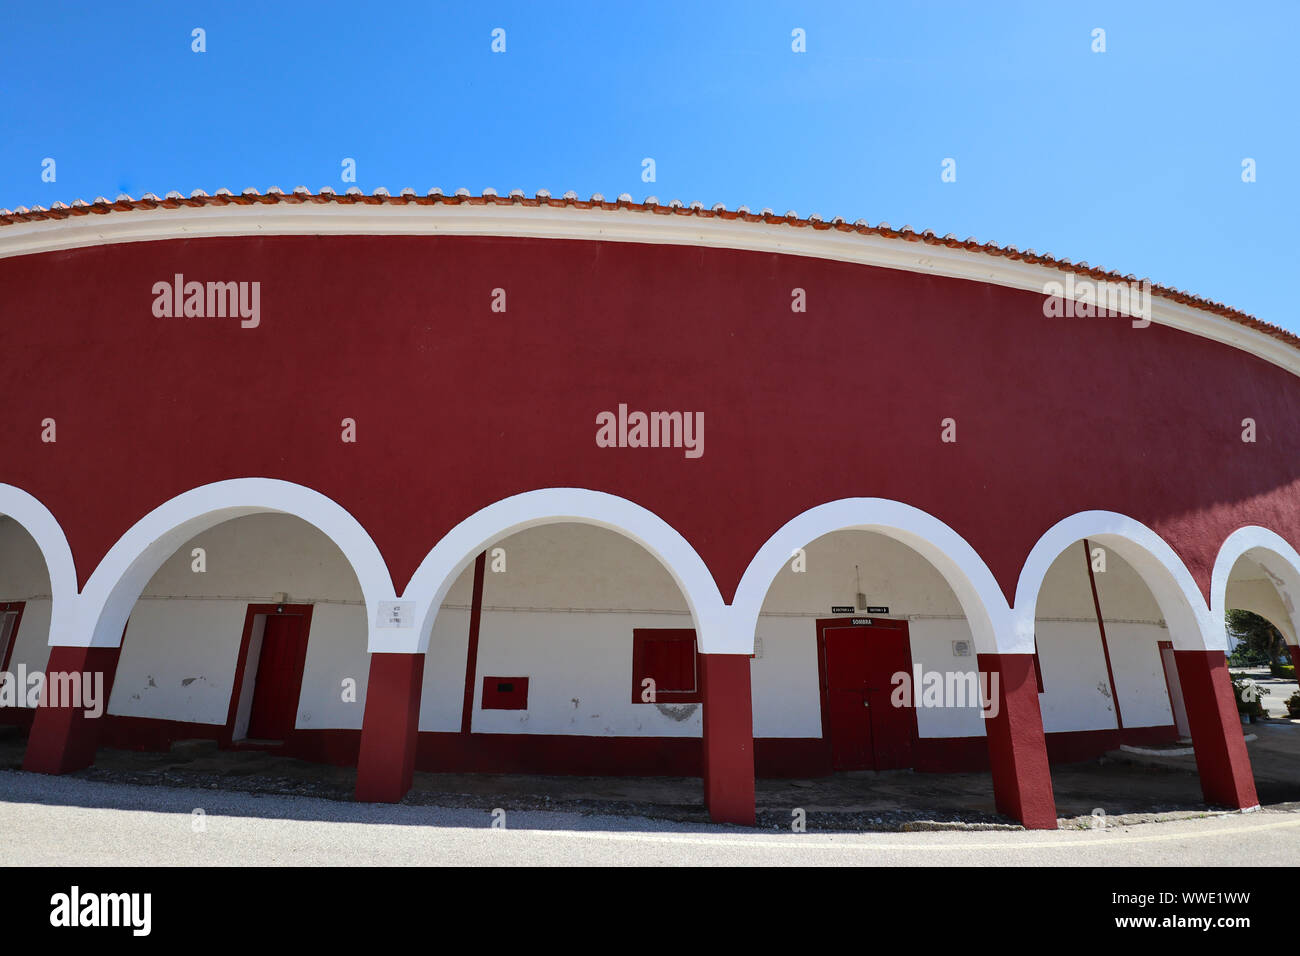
xmin=825 ymin=626 xmax=873 ymax=770
xmin=821 ymin=620 xmax=917 ymax=771
xmin=246 ymin=614 xmax=309 ymax=741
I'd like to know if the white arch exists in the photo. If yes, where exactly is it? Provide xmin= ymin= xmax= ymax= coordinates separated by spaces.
xmin=731 ymin=498 xmax=1013 ymax=655
xmin=1014 ymin=511 xmax=1218 ymax=652
xmin=0 ymin=484 xmax=78 ymax=641
xmin=70 ymin=479 xmax=396 ymax=648
xmin=1212 ymin=526 xmax=1300 ymax=646
xmin=402 ymin=488 xmax=727 ymax=654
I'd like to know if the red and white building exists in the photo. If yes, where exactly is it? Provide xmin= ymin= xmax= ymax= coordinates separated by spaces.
xmin=1 ymin=186 xmax=1297 ymax=829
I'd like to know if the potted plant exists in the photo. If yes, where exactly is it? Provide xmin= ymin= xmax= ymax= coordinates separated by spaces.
xmin=1231 ymin=676 xmax=1268 ymax=723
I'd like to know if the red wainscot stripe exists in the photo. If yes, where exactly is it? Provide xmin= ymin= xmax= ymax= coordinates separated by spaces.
xmin=1047 ymin=724 xmax=1179 ymax=763
xmin=416 ymin=732 xmax=701 ymax=777
xmin=32 ymin=721 xmax=1180 ymax=777
xmin=98 ymin=715 xmax=224 ymax=752
xmin=913 ymin=725 xmax=1180 ymax=773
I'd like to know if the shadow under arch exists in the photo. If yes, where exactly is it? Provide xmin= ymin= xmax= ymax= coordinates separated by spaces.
xmin=402 ymin=488 xmax=726 ymax=653
xmin=1014 ymin=511 xmax=1218 ymax=652
xmin=730 ymin=497 xmax=1012 ymax=655
xmin=73 ymin=478 xmax=395 ymax=648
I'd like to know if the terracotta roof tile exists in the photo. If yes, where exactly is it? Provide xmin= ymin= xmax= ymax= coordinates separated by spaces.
xmin=0 ymin=186 xmax=1291 ymax=352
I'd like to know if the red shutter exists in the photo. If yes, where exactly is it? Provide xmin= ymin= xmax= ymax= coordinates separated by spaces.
xmin=632 ymin=629 xmax=700 ymax=703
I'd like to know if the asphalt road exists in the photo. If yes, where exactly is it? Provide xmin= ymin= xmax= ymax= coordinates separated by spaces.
xmin=2 ymin=770 xmax=1298 ymax=866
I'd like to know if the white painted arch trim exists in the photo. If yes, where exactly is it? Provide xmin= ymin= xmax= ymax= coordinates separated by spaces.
xmin=69 ymin=479 xmax=396 ymax=648
xmin=0 ymin=484 xmax=78 ymax=641
xmin=1212 ymin=526 xmax=1300 ymax=647
xmin=398 ymin=488 xmax=727 ymax=655
xmin=2 ymin=202 xmax=1297 ymax=382
xmin=1014 ymin=511 xmax=1219 ymax=653
xmin=731 ymin=498 xmax=1013 ymax=656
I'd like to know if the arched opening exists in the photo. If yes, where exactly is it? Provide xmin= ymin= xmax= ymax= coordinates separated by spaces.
xmin=1212 ymin=529 xmax=1300 ymax=676
xmin=353 ymin=489 xmax=733 ymax=817
xmin=1212 ymin=531 xmax=1300 ymax=804
xmin=406 ymin=520 xmax=717 ymax=818
xmin=1016 ymin=514 xmax=1261 ymax=819
xmin=728 ymin=499 xmax=1056 ymax=827
xmin=745 ymin=527 xmax=1011 ymax=827
xmin=22 ymin=480 xmax=392 ymax=780
xmin=93 ymin=513 xmax=370 ymax=771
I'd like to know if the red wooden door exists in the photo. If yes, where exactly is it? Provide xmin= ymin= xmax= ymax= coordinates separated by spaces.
xmin=821 ymin=620 xmax=917 ymax=771
xmin=864 ymin=630 xmax=915 ymax=770
xmin=824 ymin=626 xmax=873 ymax=770
xmin=246 ymin=614 xmax=309 ymax=741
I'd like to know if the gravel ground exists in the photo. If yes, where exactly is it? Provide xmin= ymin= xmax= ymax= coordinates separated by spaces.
xmin=2 ymin=770 xmax=1297 ymax=867
xmin=3 ymin=722 xmax=1297 ymax=835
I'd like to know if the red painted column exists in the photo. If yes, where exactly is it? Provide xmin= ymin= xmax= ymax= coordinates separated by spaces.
xmin=1173 ymin=649 xmax=1259 ymax=809
xmin=1289 ymin=644 xmax=1299 ymax=672
xmin=23 ymin=645 xmax=122 ymax=775
xmin=700 ymin=653 xmax=755 ymax=826
xmin=355 ymin=652 xmax=424 ymax=803
xmin=978 ymin=652 xmax=1057 ymax=829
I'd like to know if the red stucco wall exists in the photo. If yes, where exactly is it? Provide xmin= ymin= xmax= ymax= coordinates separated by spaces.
xmin=2 ymin=234 xmax=1298 ymax=601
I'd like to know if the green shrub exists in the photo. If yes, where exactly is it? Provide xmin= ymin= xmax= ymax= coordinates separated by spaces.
xmin=1270 ymin=662 xmax=1296 ymax=680
xmin=1229 ymin=646 xmax=1270 ymax=667
xmin=1287 ymin=692 xmax=1300 ymax=718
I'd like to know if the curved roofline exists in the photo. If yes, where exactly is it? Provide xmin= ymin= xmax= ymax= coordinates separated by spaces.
xmin=3 ymin=186 xmax=1298 ymax=374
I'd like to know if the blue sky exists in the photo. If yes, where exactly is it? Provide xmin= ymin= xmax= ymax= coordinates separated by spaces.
xmin=3 ymin=1 xmax=1296 ymax=329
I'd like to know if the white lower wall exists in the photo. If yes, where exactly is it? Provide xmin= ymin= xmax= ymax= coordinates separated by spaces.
xmin=908 ymin=619 xmax=988 ymax=739
xmin=1037 ymin=622 xmax=1120 ymax=733
xmin=296 ymin=604 xmax=369 ymax=730
xmin=469 ymin=611 xmax=701 ymax=736
xmin=1106 ymin=623 xmax=1176 ymax=728
xmin=108 ymin=600 xmax=245 ymax=724
xmin=418 ymin=607 xmax=472 ymax=732
xmin=751 ymin=618 xmax=822 ymax=738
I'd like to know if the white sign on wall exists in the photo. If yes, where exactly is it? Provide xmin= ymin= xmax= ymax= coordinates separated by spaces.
xmin=376 ymin=602 xmax=415 ymax=628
